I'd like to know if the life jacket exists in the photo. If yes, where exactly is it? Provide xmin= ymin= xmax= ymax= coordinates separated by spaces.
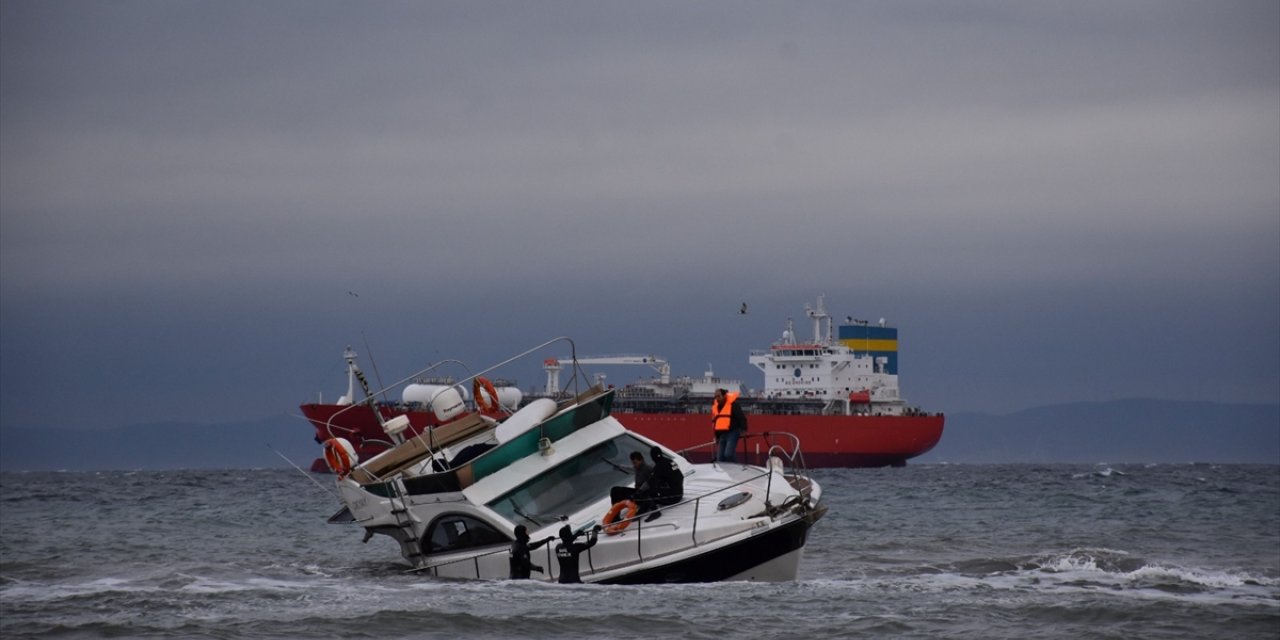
xmin=711 ymin=392 xmax=740 ymax=432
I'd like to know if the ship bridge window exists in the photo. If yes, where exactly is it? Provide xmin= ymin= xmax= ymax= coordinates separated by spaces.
xmin=487 ymin=434 xmax=653 ymax=527
xmin=422 ymin=514 xmax=508 ymax=555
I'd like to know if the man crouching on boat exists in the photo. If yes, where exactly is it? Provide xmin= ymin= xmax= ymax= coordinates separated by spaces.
xmin=634 ymin=447 xmax=683 ymax=522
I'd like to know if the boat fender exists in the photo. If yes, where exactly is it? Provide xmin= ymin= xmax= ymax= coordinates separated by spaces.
xmin=323 ymin=437 xmax=357 ymax=478
xmin=602 ymin=500 xmax=638 ymax=535
xmin=495 ymin=398 xmax=557 ymax=444
xmin=473 ymin=377 xmax=499 ymax=413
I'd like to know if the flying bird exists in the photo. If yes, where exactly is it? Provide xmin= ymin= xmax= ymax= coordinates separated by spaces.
xmin=347 ymin=291 xmax=359 ymax=297
xmin=739 ymin=302 xmax=748 ymax=315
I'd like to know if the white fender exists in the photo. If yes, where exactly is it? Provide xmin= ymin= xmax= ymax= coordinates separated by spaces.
xmin=494 ymin=398 xmax=557 ymax=444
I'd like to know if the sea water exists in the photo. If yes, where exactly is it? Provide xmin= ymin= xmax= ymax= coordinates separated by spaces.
xmin=1 ymin=464 xmax=1276 ymax=639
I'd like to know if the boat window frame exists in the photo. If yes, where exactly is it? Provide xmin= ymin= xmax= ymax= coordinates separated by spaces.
xmin=421 ymin=512 xmax=510 ymax=555
xmin=486 ymin=433 xmax=654 ymax=527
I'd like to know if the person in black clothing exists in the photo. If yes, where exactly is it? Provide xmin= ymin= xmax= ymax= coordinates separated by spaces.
xmin=554 ymin=524 xmax=600 ymax=584
xmin=508 ymin=525 xmax=554 ymax=579
xmin=637 ymin=446 xmax=684 ymax=521
xmin=610 ymin=451 xmax=653 ymax=505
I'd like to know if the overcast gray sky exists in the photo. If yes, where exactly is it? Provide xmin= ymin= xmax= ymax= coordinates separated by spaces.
xmin=2 ymin=1 xmax=1277 ymax=430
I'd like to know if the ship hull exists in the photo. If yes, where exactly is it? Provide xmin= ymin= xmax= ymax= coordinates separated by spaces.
xmin=616 ymin=411 xmax=944 ymax=467
xmin=300 ymin=403 xmax=439 ymax=472
xmin=302 ymin=403 xmax=944 ymax=471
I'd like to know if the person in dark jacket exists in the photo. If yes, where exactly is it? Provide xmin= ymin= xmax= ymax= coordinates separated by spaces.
xmin=610 ymin=451 xmax=653 ymax=505
xmin=508 ymin=525 xmax=554 ymax=579
xmin=554 ymin=524 xmax=600 ymax=583
xmin=637 ymin=446 xmax=684 ymax=521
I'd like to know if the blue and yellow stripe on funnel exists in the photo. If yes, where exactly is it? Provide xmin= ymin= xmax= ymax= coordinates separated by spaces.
xmin=837 ymin=325 xmax=899 ymax=374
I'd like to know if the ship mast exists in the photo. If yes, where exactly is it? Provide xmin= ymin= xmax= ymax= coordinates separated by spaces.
xmin=804 ymin=294 xmax=832 ymax=345
xmin=341 ymin=345 xmax=394 ymax=438
xmin=339 ymin=346 xmax=359 ymax=405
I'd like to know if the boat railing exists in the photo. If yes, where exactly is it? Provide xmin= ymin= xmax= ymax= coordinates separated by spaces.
xmin=676 ymin=431 xmax=811 ymax=478
xmin=319 ymin=358 xmax=472 ymax=440
xmin=320 ymin=336 xmax=597 ymax=442
xmin=406 ymin=460 xmax=811 ymax=581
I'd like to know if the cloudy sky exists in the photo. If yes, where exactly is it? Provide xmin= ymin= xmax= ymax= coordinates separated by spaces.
xmin=2 ymin=1 xmax=1277 ymax=431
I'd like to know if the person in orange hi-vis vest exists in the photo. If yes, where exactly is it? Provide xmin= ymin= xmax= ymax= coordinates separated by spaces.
xmin=711 ymin=388 xmax=747 ymax=463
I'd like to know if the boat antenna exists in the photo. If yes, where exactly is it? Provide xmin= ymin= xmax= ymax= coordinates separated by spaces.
xmin=269 ymin=444 xmax=338 ymax=499
xmin=362 ymin=332 xmax=388 ymax=402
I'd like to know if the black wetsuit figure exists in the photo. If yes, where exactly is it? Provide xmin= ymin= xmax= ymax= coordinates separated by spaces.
xmin=643 ymin=447 xmax=684 ymax=512
xmin=554 ymin=525 xmax=599 ymax=584
xmin=509 ymin=525 xmax=553 ymax=579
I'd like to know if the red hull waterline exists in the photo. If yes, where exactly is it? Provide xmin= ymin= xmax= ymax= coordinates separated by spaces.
xmin=301 ymin=403 xmax=944 ymax=472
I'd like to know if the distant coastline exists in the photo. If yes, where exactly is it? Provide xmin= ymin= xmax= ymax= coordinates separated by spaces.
xmin=1 ymin=399 xmax=1276 ymax=471
xmin=915 ymin=399 xmax=1280 ymax=465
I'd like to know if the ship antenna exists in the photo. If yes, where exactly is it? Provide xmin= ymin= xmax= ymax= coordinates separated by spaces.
xmin=362 ymin=332 xmax=387 ymax=401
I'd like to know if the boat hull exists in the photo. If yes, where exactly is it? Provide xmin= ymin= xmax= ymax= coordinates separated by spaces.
xmin=596 ymin=514 xmax=815 ymax=584
xmin=302 ymin=403 xmax=944 ymax=471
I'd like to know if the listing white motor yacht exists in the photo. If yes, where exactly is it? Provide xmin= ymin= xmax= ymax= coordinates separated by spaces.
xmin=323 ymin=339 xmax=826 ymax=583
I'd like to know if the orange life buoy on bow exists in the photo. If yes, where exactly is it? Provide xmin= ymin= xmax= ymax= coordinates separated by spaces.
xmin=473 ymin=377 xmax=499 ymax=412
xmin=323 ymin=437 xmax=357 ymax=478
xmin=602 ymin=500 xmax=638 ymax=535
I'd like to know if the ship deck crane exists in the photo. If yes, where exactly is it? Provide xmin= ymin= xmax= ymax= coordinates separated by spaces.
xmin=543 ymin=355 xmax=670 ymax=394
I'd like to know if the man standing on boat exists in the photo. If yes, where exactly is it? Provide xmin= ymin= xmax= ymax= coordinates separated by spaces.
xmin=711 ymin=388 xmax=747 ymax=463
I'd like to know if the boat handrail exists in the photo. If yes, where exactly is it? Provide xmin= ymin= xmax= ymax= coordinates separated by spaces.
xmin=675 ymin=431 xmax=811 ymax=479
xmin=355 ymin=386 xmax=614 ymax=492
xmin=590 ymin=462 xmax=818 ymax=576
xmin=588 ymin=459 xmax=805 ymax=571
xmin=406 ymin=463 xmax=793 ymax=580
xmin=452 ymin=336 xmax=590 ymax=401
xmin=326 ymin=336 xmax=603 ymax=438
xmin=320 ymin=358 xmax=472 ymax=439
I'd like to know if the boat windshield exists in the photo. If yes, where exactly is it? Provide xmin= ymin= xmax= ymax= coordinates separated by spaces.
xmin=487 ymin=433 xmax=653 ymax=527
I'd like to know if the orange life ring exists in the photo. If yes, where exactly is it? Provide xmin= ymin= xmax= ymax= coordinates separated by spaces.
xmin=473 ymin=377 xmax=499 ymax=412
xmin=323 ymin=437 xmax=356 ymax=478
xmin=602 ymin=500 xmax=638 ymax=535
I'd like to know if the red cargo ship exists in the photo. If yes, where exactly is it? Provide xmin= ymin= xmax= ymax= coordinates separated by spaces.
xmin=301 ymin=296 xmax=943 ymax=471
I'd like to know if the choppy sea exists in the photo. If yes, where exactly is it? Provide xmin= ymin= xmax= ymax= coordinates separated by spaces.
xmin=1 ymin=464 xmax=1277 ymax=639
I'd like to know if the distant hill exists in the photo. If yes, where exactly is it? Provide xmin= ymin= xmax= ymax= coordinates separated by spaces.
xmin=0 ymin=400 xmax=1277 ymax=471
xmin=916 ymin=399 xmax=1280 ymax=464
